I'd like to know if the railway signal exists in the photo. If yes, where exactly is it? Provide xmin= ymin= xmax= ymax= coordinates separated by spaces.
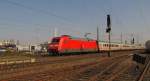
xmin=106 ymin=14 xmax=111 ymax=57
xmin=120 ymin=33 xmax=123 ymax=44
xmin=132 ymin=37 xmax=135 ymax=44
xmin=106 ymin=15 xmax=111 ymax=33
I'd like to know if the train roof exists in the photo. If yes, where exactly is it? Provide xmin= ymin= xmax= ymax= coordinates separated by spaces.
xmin=98 ymin=40 xmax=141 ymax=45
xmin=98 ymin=40 xmax=122 ymax=44
xmin=61 ymin=35 xmax=95 ymax=41
xmin=70 ymin=37 xmax=94 ymax=40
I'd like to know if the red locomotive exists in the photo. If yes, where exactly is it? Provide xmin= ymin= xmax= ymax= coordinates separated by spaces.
xmin=48 ymin=35 xmax=98 ymax=55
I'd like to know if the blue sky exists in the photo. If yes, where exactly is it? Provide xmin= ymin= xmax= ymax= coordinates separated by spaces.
xmin=0 ymin=0 xmax=149 ymax=44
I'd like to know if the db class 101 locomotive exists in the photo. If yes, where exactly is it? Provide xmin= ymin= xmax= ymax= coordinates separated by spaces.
xmin=48 ymin=35 xmax=98 ymax=55
xmin=48 ymin=35 xmax=144 ymax=55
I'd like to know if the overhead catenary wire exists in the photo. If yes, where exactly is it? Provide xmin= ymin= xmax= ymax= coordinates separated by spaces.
xmin=2 ymin=0 xmax=87 ymax=40
xmin=137 ymin=0 xmax=148 ymax=43
xmin=2 ymin=0 xmax=112 ymax=41
xmin=3 ymin=0 xmax=73 ymax=24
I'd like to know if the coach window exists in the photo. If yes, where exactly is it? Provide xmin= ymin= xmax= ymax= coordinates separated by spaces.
xmin=103 ymin=44 xmax=105 ymax=47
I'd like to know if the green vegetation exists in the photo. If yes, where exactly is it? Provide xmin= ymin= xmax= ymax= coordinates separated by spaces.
xmin=0 ymin=52 xmax=35 ymax=62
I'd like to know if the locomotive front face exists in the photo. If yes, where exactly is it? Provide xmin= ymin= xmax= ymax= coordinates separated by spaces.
xmin=48 ymin=38 xmax=60 ymax=53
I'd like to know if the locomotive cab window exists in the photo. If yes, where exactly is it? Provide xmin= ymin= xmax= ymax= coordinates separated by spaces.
xmin=52 ymin=38 xmax=60 ymax=43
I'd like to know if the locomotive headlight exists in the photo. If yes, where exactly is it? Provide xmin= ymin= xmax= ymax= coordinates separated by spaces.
xmin=49 ymin=45 xmax=53 ymax=47
xmin=54 ymin=44 xmax=58 ymax=47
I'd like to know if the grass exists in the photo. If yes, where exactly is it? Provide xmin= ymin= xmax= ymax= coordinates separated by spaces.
xmin=0 ymin=52 xmax=35 ymax=62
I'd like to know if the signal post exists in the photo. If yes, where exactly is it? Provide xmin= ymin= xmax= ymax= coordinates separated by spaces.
xmin=106 ymin=14 xmax=111 ymax=57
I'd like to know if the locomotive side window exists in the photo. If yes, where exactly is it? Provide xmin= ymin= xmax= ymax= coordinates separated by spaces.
xmin=52 ymin=38 xmax=60 ymax=43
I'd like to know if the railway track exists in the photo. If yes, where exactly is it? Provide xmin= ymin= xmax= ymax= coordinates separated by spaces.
xmin=110 ymin=55 xmax=150 ymax=81
xmin=0 ymin=50 xmax=142 ymax=81
xmin=0 ymin=53 xmax=102 ymax=72
xmin=106 ymin=60 xmax=139 ymax=81
xmin=142 ymin=62 xmax=150 ymax=81
xmin=137 ymin=55 xmax=150 ymax=81
xmin=0 ymin=52 xmax=105 ymax=79
xmin=0 ymin=50 xmax=135 ymax=73
xmin=9 ymin=54 xmax=132 ymax=81
xmin=71 ymin=54 xmax=132 ymax=81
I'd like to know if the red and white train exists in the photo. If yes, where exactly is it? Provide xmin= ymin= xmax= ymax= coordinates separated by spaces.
xmin=48 ymin=35 xmax=144 ymax=55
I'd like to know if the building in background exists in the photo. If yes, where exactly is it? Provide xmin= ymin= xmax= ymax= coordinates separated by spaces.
xmin=0 ymin=40 xmax=15 ymax=46
xmin=0 ymin=40 xmax=16 ymax=48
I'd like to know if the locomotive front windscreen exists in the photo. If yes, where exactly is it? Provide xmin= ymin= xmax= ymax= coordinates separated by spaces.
xmin=51 ymin=38 xmax=60 ymax=43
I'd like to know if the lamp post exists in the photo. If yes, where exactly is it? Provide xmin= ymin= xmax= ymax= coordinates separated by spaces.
xmin=97 ymin=26 xmax=100 ymax=53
